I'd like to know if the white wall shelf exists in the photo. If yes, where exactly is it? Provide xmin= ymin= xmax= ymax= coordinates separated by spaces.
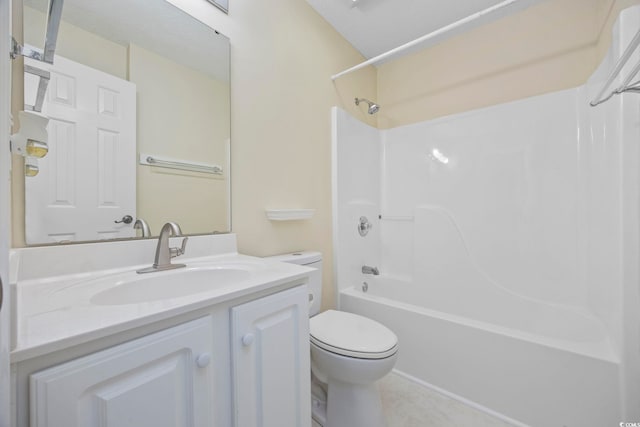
xmin=265 ymin=209 xmax=315 ymax=221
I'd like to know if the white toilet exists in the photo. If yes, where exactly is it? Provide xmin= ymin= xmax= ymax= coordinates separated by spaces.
xmin=268 ymin=252 xmax=398 ymax=427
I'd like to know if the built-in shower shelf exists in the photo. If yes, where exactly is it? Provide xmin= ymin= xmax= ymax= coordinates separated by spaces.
xmin=379 ymin=215 xmax=414 ymax=221
xmin=265 ymin=209 xmax=315 ymax=221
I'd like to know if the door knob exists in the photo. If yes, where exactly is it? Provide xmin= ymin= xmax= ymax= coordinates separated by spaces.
xmin=114 ymin=215 xmax=133 ymax=224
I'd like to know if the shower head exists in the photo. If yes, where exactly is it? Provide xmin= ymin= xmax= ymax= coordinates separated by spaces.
xmin=355 ymin=97 xmax=380 ymax=115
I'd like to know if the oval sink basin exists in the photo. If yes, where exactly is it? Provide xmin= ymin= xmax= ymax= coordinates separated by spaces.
xmin=90 ymin=266 xmax=251 ymax=305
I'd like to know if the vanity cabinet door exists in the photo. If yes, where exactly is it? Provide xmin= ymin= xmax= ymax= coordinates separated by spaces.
xmin=231 ymin=285 xmax=311 ymax=427
xmin=29 ymin=317 xmax=214 ymax=427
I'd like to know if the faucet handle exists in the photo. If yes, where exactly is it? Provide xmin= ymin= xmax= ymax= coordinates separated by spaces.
xmin=170 ymin=236 xmax=189 ymax=258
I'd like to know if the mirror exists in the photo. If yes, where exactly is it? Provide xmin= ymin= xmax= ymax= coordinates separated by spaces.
xmin=20 ymin=0 xmax=230 ymax=244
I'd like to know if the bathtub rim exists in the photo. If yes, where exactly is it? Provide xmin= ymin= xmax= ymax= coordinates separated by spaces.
xmin=339 ymin=285 xmax=618 ymax=364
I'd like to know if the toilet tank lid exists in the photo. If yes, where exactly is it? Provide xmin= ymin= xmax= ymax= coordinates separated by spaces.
xmin=265 ymin=251 xmax=322 ymax=265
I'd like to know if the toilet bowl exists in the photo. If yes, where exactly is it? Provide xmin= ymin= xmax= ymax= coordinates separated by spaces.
xmin=266 ymin=252 xmax=398 ymax=427
xmin=310 ymin=309 xmax=398 ymax=427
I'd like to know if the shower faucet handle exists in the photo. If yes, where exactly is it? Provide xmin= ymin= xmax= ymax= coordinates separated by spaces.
xmin=358 ymin=216 xmax=373 ymax=236
xmin=362 ymin=265 xmax=379 ymax=275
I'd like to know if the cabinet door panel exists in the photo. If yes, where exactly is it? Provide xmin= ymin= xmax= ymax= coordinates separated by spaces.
xmin=232 ymin=286 xmax=310 ymax=427
xmin=78 ymin=351 xmax=189 ymax=427
xmin=30 ymin=317 xmax=213 ymax=427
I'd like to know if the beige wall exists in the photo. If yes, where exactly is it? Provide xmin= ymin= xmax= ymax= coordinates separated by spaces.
xmin=23 ymin=6 xmax=127 ymax=79
xmin=376 ymin=0 xmax=640 ymax=129
xmin=167 ymin=0 xmax=378 ymax=309
xmin=130 ymin=44 xmax=230 ymax=234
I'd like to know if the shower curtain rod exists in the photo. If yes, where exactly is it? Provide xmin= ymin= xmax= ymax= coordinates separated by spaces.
xmin=590 ymin=28 xmax=640 ymax=107
xmin=10 ymin=0 xmax=64 ymax=113
xmin=331 ymin=0 xmax=526 ymax=81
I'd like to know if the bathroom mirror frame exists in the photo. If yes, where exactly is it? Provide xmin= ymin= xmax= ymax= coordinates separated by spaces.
xmin=17 ymin=0 xmax=231 ymax=246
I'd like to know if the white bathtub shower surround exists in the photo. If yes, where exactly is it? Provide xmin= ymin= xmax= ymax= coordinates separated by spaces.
xmin=383 ymin=91 xmax=583 ymax=306
xmin=331 ymin=107 xmax=382 ymax=306
xmin=340 ymin=284 xmax=619 ymax=427
xmin=332 ymin=6 xmax=640 ymax=426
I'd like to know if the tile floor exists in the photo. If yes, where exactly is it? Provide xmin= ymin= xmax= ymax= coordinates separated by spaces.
xmin=311 ymin=372 xmax=518 ymax=427
xmin=379 ymin=373 xmax=517 ymax=427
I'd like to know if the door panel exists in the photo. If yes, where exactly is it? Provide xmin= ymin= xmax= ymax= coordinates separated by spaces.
xmin=30 ymin=317 xmax=214 ymax=427
xmin=24 ymin=55 xmax=136 ymax=244
xmin=231 ymin=286 xmax=311 ymax=427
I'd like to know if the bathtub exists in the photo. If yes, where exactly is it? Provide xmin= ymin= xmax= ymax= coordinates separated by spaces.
xmin=339 ymin=277 xmax=620 ymax=427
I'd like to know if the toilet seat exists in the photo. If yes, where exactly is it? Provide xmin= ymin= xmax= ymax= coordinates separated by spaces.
xmin=310 ymin=310 xmax=398 ymax=359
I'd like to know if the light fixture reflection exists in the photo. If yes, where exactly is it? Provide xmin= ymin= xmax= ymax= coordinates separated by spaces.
xmin=25 ymin=139 xmax=48 ymax=158
xmin=10 ymin=111 xmax=49 ymax=158
xmin=431 ymin=148 xmax=449 ymax=164
xmin=25 ymin=158 xmax=39 ymax=177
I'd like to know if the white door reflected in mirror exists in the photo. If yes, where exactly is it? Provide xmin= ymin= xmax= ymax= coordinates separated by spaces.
xmin=24 ymin=55 xmax=136 ymax=244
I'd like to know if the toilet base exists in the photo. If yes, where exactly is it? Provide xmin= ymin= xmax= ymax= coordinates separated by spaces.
xmin=325 ymin=379 xmax=385 ymax=427
xmin=311 ymin=375 xmax=328 ymax=426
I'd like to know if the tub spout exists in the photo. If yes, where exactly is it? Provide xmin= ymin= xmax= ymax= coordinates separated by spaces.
xmin=362 ymin=265 xmax=379 ymax=275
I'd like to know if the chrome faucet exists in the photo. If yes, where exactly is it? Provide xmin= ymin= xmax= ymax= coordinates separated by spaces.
xmin=137 ymin=222 xmax=188 ymax=274
xmin=133 ymin=218 xmax=151 ymax=238
xmin=362 ymin=265 xmax=379 ymax=275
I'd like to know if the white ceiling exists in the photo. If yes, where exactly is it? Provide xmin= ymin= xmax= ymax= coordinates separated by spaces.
xmin=305 ymin=0 xmax=543 ymax=62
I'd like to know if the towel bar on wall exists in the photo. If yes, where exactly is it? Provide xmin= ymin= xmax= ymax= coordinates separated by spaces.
xmin=140 ymin=154 xmax=223 ymax=175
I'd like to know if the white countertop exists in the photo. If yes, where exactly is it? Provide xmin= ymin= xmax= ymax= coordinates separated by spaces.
xmin=10 ymin=235 xmax=313 ymax=362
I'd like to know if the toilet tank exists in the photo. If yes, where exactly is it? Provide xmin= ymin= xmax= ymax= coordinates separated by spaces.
xmin=265 ymin=251 xmax=322 ymax=316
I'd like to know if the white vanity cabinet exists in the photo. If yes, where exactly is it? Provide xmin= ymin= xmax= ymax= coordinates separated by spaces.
xmin=28 ymin=317 xmax=214 ymax=427
xmin=18 ymin=285 xmax=312 ymax=427
xmin=12 ymin=236 xmax=314 ymax=426
xmin=231 ymin=285 xmax=311 ymax=427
